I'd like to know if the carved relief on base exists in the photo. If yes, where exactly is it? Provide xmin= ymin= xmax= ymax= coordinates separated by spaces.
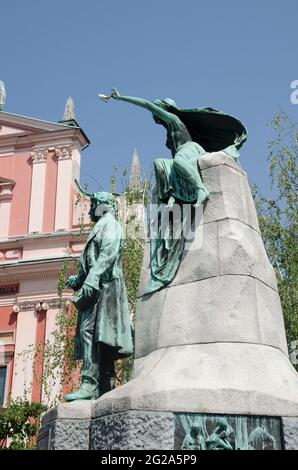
xmin=175 ymin=413 xmax=281 ymax=450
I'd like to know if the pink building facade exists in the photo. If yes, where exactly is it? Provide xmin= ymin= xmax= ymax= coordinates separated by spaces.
xmin=0 ymin=110 xmax=89 ymax=406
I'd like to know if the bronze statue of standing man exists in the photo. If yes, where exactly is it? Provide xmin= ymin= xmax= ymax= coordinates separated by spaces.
xmin=64 ymin=188 xmax=133 ymax=401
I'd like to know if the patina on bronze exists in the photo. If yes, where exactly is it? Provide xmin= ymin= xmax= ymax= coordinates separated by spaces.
xmin=100 ymin=89 xmax=247 ymax=293
xmin=64 ymin=184 xmax=133 ymax=401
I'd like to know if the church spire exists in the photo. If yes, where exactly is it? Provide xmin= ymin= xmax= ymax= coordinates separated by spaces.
xmin=129 ymin=148 xmax=141 ymax=190
xmin=63 ymin=96 xmax=76 ymax=121
xmin=0 ymin=81 xmax=6 ymax=111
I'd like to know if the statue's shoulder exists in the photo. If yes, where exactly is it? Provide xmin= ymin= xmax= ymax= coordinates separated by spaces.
xmin=98 ymin=213 xmax=124 ymax=239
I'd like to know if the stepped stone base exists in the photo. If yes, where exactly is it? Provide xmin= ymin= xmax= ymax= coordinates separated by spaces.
xmin=37 ymin=401 xmax=91 ymax=450
xmin=37 ymin=401 xmax=298 ymax=450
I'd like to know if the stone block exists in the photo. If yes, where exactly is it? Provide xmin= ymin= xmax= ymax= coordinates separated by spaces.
xmin=170 ymin=221 xmax=218 ymax=287
xmin=90 ymin=411 xmax=174 ymax=450
xmin=282 ymin=417 xmax=298 ymax=450
xmin=134 ymin=288 xmax=166 ymax=358
xmin=93 ymin=343 xmax=298 ymax=417
xmin=137 ymin=220 xmax=218 ymax=298
xmin=218 ymin=218 xmax=277 ymax=290
xmin=156 ymin=275 xmax=261 ymax=351
xmin=239 ymin=173 xmax=260 ymax=231
xmin=199 ymin=151 xmax=245 ymax=173
xmin=256 ymin=280 xmax=288 ymax=355
xmin=37 ymin=401 xmax=92 ymax=450
xmin=137 ymin=240 xmax=150 ymax=298
xmin=199 ymin=155 xmax=260 ymax=234
xmin=40 ymin=400 xmax=91 ymax=426
xmin=201 ymin=164 xmax=244 ymax=225
xmin=37 ymin=418 xmax=90 ymax=450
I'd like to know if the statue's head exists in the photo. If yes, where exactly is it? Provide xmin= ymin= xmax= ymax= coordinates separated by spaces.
xmin=89 ymin=191 xmax=115 ymax=222
xmin=153 ymin=98 xmax=177 ymax=110
xmin=74 ymin=179 xmax=116 ymax=223
xmin=152 ymin=98 xmax=177 ymax=125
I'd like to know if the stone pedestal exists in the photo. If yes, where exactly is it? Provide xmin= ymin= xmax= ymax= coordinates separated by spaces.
xmin=38 ymin=402 xmax=298 ymax=450
xmin=38 ymin=152 xmax=298 ymax=450
xmin=37 ymin=401 xmax=91 ymax=450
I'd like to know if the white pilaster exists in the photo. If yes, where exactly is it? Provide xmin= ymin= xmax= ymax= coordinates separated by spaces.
xmin=41 ymin=307 xmax=62 ymax=404
xmin=54 ymin=146 xmax=73 ymax=231
xmin=0 ymin=179 xmax=14 ymax=238
xmin=28 ymin=148 xmax=48 ymax=233
xmin=11 ymin=308 xmax=36 ymax=400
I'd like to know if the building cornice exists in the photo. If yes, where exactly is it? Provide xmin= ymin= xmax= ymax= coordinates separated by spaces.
xmin=0 ymin=291 xmax=73 ymax=311
xmin=0 ymin=257 xmax=78 ymax=284
xmin=0 ymin=110 xmax=81 ymax=133
xmin=0 ymin=127 xmax=89 ymax=156
xmin=0 ymin=255 xmax=77 ymax=267
xmin=0 ymin=229 xmax=87 ymax=249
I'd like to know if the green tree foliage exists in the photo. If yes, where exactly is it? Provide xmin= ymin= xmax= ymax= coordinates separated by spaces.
xmin=253 ymin=111 xmax=298 ymax=367
xmin=0 ymin=398 xmax=46 ymax=449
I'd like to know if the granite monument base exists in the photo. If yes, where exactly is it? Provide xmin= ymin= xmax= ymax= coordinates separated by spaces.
xmin=38 ymin=152 xmax=298 ymax=451
xmin=37 ymin=401 xmax=298 ymax=450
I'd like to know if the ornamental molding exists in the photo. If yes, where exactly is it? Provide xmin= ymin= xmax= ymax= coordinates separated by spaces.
xmin=30 ymin=147 xmax=48 ymax=163
xmin=0 ymin=248 xmax=23 ymax=262
xmin=0 ymin=193 xmax=13 ymax=202
xmin=0 ymin=270 xmax=60 ymax=284
xmin=55 ymin=145 xmax=73 ymax=160
xmin=0 ymin=176 xmax=15 ymax=202
xmin=16 ymin=297 xmax=71 ymax=312
xmin=19 ymin=298 xmax=63 ymax=311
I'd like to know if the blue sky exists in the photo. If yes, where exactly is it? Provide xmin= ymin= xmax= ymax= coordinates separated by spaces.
xmin=1 ymin=0 xmax=297 ymax=194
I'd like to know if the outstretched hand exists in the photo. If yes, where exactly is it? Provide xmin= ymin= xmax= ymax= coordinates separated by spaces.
xmin=98 ymin=87 xmax=120 ymax=103
xmin=110 ymin=88 xmax=120 ymax=99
